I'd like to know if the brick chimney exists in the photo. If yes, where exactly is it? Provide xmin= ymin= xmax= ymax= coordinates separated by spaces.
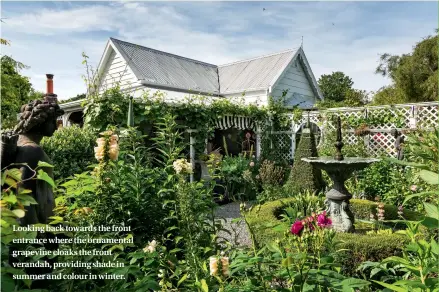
xmin=44 ymin=74 xmax=58 ymax=103
xmin=46 ymin=74 xmax=54 ymax=94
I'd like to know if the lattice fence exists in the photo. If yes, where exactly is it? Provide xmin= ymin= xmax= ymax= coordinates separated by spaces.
xmin=270 ymin=102 xmax=438 ymax=161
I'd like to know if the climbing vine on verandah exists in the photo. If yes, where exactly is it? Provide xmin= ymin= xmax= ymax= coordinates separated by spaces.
xmin=82 ymin=84 xmax=298 ymax=161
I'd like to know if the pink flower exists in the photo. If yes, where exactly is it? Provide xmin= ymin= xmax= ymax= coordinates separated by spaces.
xmin=317 ymin=213 xmax=332 ymax=227
xmin=410 ymin=185 xmax=417 ymax=192
xmin=397 ymin=205 xmax=404 ymax=216
xmin=291 ymin=220 xmax=304 ymax=235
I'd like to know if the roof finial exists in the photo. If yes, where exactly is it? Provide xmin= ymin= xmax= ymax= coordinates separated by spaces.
xmin=301 ymin=36 xmax=303 ymax=48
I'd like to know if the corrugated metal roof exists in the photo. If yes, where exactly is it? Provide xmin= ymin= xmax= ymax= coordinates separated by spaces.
xmin=109 ymin=38 xmax=300 ymax=95
xmin=111 ymin=38 xmax=220 ymax=94
xmin=218 ymin=49 xmax=298 ymax=94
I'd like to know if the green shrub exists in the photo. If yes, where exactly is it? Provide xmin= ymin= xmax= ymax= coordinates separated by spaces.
xmin=41 ymin=125 xmax=96 ymax=180
xmin=350 ymin=198 xmax=423 ymax=221
xmin=334 ymin=232 xmax=408 ymax=277
xmin=286 ymin=124 xmax=325 ymax=195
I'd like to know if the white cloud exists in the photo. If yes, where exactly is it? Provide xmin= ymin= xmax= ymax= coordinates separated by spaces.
xmin=1 ymin=1 xmax=437 ymax=99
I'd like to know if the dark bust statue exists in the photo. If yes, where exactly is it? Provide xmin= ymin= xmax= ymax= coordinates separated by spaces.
xmin=1 ymin=76 xmax=64 ymax=288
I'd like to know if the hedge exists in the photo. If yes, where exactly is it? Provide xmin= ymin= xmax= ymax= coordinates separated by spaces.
xmin=285 ymin=125 xmax=325 ymax=194
xmin=41 ymin=125 xmax=96 ymax=180
xmin=245 ymin=198 xmax=422 ymax=273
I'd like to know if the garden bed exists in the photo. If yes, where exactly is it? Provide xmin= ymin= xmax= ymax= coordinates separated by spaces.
xmin=245 ymin=197 xmax=423 ymax=274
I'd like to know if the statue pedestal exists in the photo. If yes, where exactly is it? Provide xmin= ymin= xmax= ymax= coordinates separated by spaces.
xmin=324 ymin=169 xmax=355 ymax=233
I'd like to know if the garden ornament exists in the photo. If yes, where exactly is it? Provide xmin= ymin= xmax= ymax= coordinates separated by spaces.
xmin=302 ymin=116 xmax=379 ymax=232
xmin=1 ymin=75 xmax=64 ymax=288
xmin=6 ymin=87 xmax=64 ymax=225
xmin=390 ymin=128 xmax=405 ymax=160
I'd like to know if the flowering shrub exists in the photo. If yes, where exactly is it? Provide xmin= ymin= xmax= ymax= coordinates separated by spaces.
xmin=94 ymin=131 xmax=119 ymax=162
xmin=290 ymin=211 xmax=332 ymax=236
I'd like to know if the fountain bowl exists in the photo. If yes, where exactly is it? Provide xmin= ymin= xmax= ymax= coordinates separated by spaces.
xmin=302 ymin=156 xmax=380 ymax=233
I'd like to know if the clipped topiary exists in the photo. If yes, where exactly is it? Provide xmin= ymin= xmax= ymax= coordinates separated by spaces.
xmin=286 ymin=122 xmax=325 ymax=195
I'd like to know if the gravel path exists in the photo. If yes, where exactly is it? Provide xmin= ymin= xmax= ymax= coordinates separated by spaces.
xmin=214 ymin=201 xmax=255 ymax=247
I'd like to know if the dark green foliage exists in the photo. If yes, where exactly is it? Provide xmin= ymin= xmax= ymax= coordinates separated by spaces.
xmin=373 ymin=30 xmax=438 ymax=104
xmin=334 ymin=233 xmax=408 ymax=277
xmin=60 ymin=93 xmax=86 ymax=104
xmin=350 ymin=198 xmax=423 ymax=221
xmin=316 ymin=71 xmax=367 ymax=108
xmin=286 ymin=125 xmax=325 ymax=195
xmin=1 ymin=55 xmax=43 ymax=129
xmin=41 ymin=125 xmax=96 ymax=180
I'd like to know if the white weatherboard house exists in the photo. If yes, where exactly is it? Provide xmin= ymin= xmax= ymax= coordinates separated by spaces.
xmin=59 ymin=37 xmax=323 ymax=126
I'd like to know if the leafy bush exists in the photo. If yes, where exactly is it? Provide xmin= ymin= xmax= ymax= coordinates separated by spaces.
xmin=335 ymin=232 xmax=408 ymax=277
xmin=218 ymin=155 xmax=252 ymax=201
xmin=286 ymin=124 xmax=325 ymax=195
xmin=41 ymin=125 xmax=95 ymax=180
xmin=255 ymin=159 xmax=288 ymax=202
xmin=350 ymin=198 xmax=423 ymax=221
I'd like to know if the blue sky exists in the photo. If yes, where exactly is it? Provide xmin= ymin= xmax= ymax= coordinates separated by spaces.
xmin=1 ymin=1 xmax=438 ymax=99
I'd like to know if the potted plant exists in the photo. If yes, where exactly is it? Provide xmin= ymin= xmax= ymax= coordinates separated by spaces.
xmin=354 ymin=123 xmax=371 ymax=136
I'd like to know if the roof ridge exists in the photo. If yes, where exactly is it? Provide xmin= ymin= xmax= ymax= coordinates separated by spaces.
xmin=110 ymin=37 xmax=218 ymax=68
xmin=218 ymin=47 xmax=300 ymax=67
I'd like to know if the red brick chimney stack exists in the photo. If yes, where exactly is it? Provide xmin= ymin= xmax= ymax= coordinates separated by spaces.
xmin=46 ymin=74 xmax=54 ymax=95
xmin=44 ymin=74 xmax=58 ymax=103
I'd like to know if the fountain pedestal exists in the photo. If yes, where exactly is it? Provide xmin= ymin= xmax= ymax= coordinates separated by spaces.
xmin=302 ymin=157 xmax=379 ymax=233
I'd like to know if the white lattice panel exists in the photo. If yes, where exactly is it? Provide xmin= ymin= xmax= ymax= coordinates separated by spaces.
xmin=272 ymin=133 xmax=293 ymax=161
xmin=281 ymin=102 xmax=437 ymax=160
xmin=368 ymin=132 xmax=397 ymax=157
xmin=345 ymin=132 xmax=361 ymax=145
xmin=418 ymin=105 xmax=438 ymax=128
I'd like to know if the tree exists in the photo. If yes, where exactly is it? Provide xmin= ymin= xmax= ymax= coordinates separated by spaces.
xmin=60 ymin=93 xmax=86 ymax=104
xmin=1 ymin=55 xmax=42 ymax=129
xmin=373 ymin=30 xmax=438 ymax=105
xmin=286 ymin=123 xmax=325 ymax=195
xmin=316 ymin=71 xmax=367 ymax=108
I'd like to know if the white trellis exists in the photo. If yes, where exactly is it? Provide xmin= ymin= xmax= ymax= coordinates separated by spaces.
xmin=270 ymin=101 xmax=438 ymax=161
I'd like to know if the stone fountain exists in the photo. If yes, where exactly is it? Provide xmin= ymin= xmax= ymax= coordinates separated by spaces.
xmin=302 ymin=116 xmax=379 ymax=232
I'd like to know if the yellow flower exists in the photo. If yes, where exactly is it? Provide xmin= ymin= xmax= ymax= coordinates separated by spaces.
xmin=94 ymin=135 xmax=119 ymax=161
xmin=143 ymin=240 xmax=157 ymax=253
xmin=209 ymin=256 xmax=229 ymax=276
xmin=173 ymin=159 xmax=193 ymax=174
xmin=209 ymin=257 xmax=218 ymax=276
xmin=108 ymin=144 xmax=119 ymax=161
xmin=96 ymin=137 xmax=106 ymax=147
xmin=94 ymin=145 xmax=105 ymax=161
xmin=221 ymin=257 xmax=230 ymax=276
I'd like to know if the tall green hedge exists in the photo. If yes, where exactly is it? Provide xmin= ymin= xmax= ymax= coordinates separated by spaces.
xmin=286 ymin=124 xmax=325 ymax=195
xmin=41 ymin=125 xmax=96 ymax=180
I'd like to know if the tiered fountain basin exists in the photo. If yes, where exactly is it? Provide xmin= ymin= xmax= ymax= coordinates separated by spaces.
xmin=302 ymin=157 xmax=380 ymax=233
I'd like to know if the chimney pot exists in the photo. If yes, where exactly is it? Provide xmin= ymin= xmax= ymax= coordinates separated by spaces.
xmin=46 ymin=74 xmax=54 ymax=95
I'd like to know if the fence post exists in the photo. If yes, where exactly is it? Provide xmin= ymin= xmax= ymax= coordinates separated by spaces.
xmin=363 ymin=108 xmax=370 ymax=155
xmin=256 ymin=125 xmax=261 ymax=159
xmin=291 ymin=115 xmax=296 ymax=159
xmin=188 ymin=130 xmax=196 ymax=183
xmin=411 ymin=105 xmax=418 ymax=129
